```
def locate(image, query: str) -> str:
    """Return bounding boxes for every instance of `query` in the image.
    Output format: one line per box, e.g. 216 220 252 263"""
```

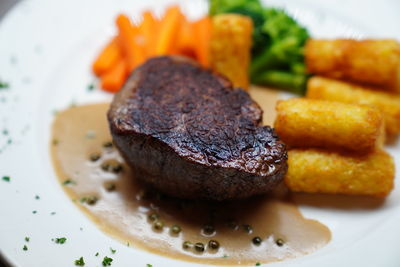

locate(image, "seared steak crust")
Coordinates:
108 56 287 200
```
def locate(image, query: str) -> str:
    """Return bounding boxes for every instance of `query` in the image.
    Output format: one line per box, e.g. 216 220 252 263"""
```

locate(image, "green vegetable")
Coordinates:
25 237 30 242
54 237 67 244
23 245 28 251
75 257 85 266
2 176 10 182
146 264 153 267
102 256 113 266
110 247 116 254
209 0 310 94
0 80 9 89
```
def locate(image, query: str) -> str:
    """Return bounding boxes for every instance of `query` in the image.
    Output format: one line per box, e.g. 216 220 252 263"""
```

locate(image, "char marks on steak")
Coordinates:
108 56 287 200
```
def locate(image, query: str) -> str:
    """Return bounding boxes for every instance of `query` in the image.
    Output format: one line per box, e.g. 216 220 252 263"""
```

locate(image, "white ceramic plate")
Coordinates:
1 0 400 266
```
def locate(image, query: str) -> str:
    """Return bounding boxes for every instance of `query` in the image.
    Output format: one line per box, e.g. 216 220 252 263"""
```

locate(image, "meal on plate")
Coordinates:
49 0 399 265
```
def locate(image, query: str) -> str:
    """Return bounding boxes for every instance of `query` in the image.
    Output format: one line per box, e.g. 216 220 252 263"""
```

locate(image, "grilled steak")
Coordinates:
108 56 287 200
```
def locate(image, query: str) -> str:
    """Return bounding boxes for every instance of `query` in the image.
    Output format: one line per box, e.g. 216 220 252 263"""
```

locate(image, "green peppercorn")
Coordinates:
203 224 215 235
242 224 253 234
227 220 239 230
275 238 285 247
194 242 205 253
153 220 164 231
103 141 113 148
252 236 262 246
170 225 181 235
182 241 193 250
86 196 98 205
208 240 220 250
105 183 116 192
101 163 110 172
89 153 101 162
148 212 159 222
112 164 123 173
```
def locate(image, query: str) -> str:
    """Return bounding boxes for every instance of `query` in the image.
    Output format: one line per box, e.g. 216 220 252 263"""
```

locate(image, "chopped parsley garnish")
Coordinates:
110 248 116 254
2 129 8 135
75 257 85 266
53 237 67 244
35 195 40 200
0 80 9 89
2 176 10 182
146 264 153 267
126 242 130 247
95 252 99 256
52 139 59 145
87 83 95 91
23 245 28 251
102 256 113 266
62 179 76 185
50 212 56 215
255 263 261 266
25 237 30 242
32 210 37 214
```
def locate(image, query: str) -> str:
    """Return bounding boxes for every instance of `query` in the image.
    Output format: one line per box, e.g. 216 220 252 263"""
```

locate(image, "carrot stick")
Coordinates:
193 16 211 67
92 37 121 76
116 14 146 72
100 59 127 93
155 5 183 55
139 10 157 57
176 16 196 59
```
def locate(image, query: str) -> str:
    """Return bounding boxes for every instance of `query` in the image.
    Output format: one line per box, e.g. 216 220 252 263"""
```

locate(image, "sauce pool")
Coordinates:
51 87 330 265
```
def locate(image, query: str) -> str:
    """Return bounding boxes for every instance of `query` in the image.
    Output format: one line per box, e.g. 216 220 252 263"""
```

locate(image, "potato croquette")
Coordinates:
305 39 400 92
209 14 253 90
307 76 400 136
285 149 395 197
274 98 384 153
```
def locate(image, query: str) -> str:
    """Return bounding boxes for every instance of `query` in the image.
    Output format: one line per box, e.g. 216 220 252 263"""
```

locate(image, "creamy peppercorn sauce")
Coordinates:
51 86 330 265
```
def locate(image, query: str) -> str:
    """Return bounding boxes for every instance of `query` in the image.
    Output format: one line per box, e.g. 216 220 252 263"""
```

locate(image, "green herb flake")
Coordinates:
54 237 67 244
32 210 37 214
50 212 56 215
2 176 10 182
75 257 85 266
35 195 40 200
255 263 261 266
52 139 59 145
146 264 153 267
222 254 228 258
2 129 8 135
95 252 99 257
23 245 28 251
0 80 9 89
62 179 76 186
25 237 30 242
110 247 116 254
102 256 113 266
87 83 95 91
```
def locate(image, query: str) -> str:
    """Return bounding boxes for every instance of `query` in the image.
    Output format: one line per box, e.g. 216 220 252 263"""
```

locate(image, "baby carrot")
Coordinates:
100 59 127 93
155 5 183 55
139 10 157 57
92 37 121 76
193 16 211 67
116 14 146 72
